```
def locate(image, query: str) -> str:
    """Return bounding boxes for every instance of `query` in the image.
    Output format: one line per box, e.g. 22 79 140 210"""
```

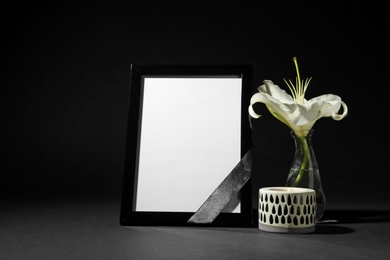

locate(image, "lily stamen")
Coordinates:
283 57 312 105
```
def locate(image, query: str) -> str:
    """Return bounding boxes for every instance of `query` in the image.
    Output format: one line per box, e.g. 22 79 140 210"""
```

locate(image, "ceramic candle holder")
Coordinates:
258 187 316 233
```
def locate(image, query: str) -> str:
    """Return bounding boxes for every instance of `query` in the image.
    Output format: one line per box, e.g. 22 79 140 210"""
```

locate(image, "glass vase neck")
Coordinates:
292 129 313 138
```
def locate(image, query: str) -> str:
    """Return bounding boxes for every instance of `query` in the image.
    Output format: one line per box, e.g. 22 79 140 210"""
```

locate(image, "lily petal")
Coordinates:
332 101 348 120
259 80 295 103
309 94 348 120
248 102 261 118
287 102 322 126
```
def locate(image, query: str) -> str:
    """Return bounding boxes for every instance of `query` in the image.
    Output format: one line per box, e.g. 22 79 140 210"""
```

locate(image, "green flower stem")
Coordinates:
293 136 310 186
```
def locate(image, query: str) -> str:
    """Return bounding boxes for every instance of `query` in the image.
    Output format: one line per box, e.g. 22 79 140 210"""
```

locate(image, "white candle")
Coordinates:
258 187 316 233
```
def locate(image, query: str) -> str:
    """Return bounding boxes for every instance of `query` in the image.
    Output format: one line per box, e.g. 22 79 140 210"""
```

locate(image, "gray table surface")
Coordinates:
1 198 389 260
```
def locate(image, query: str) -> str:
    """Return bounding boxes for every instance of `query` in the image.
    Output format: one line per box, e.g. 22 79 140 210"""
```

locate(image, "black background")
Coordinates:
2 2 389 210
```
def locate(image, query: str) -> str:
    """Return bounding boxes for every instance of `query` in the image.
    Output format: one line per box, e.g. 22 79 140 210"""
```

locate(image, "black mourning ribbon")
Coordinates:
187 148 252 224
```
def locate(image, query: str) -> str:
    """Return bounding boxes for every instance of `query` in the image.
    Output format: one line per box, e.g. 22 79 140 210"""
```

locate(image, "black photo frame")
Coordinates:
120 65 253 227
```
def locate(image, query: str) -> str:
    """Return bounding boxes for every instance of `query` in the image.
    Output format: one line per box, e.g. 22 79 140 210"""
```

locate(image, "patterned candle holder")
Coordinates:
259 187 316 233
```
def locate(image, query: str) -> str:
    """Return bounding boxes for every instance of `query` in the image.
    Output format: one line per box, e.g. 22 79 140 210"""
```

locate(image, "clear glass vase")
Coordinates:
285 129 326 221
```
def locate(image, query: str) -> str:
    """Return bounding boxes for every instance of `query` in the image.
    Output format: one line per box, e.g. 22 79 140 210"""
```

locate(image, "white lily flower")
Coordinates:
248 57 348 137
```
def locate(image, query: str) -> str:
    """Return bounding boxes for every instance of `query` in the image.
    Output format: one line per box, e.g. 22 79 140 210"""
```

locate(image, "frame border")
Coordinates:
120 65 253 227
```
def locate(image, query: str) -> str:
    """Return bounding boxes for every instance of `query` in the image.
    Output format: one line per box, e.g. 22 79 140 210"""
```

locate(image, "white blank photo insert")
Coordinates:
136 77 242 212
